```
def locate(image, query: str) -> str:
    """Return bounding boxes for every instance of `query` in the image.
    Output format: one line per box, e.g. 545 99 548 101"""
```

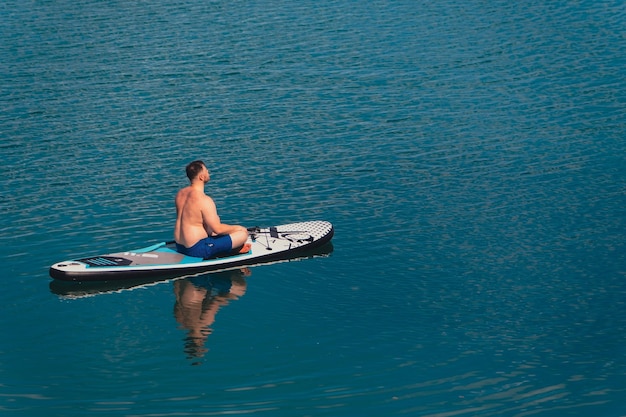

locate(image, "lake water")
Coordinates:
1 0 625 415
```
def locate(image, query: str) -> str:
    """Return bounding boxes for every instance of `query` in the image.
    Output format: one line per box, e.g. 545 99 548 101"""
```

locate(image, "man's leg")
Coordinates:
229 226 251 253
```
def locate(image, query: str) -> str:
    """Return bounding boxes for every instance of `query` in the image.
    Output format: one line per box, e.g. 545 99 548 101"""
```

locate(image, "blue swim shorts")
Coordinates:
176 235 233 259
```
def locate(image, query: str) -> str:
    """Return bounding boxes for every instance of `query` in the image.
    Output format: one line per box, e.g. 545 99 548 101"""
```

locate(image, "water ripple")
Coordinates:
2 0 626 416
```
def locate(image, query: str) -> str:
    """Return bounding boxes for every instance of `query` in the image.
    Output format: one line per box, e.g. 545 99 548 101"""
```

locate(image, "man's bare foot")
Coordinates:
238 243 252 254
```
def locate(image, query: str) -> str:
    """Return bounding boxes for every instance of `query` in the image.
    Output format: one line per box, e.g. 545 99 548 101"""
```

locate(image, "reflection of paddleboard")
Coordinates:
49 220 334 282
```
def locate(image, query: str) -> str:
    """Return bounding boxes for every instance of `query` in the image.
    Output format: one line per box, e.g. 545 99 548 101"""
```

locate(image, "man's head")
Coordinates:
186 160 209 182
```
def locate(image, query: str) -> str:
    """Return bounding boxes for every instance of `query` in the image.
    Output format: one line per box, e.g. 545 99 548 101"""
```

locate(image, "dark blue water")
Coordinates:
2 0 625 415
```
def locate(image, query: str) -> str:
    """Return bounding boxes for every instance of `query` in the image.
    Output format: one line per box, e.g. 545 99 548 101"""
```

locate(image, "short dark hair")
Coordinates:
186 160 206 181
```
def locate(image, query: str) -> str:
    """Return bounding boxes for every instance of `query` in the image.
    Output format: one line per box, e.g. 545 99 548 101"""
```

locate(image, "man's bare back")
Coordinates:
174 161 249 255
174 186 216 247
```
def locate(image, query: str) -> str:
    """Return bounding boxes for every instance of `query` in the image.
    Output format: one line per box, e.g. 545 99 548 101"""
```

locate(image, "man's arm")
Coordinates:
201 195 243 236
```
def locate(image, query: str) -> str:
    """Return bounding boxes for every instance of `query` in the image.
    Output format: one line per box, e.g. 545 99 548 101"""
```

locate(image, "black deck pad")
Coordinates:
79 256 133 267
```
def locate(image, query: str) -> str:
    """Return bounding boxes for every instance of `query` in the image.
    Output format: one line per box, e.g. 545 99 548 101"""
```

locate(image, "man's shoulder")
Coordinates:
176 187 214 203
176 187 203 204
200 193 215 205
175 186 192 200
189 189 214 205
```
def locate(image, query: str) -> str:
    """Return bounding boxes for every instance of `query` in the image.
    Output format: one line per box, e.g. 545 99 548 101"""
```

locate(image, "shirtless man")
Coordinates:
174 160 250 259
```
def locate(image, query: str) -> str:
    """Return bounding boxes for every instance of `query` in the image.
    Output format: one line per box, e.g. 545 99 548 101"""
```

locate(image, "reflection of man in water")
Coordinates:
174 268 250 362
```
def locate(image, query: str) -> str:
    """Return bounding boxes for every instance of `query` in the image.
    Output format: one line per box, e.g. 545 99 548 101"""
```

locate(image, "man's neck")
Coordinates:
190 180 205 192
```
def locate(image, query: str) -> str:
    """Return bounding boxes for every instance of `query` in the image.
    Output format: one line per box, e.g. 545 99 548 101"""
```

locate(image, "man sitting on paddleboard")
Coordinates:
174 160 251 259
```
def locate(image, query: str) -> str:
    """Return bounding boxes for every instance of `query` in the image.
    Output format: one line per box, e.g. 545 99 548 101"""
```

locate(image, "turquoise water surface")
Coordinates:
2 0 626 416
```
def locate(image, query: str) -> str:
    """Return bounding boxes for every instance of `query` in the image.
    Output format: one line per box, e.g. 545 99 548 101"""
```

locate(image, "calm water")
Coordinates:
2 0 625 415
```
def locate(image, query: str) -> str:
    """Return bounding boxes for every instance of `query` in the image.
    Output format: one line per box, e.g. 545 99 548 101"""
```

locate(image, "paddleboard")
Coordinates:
49 243 333 298
49 220 334 282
